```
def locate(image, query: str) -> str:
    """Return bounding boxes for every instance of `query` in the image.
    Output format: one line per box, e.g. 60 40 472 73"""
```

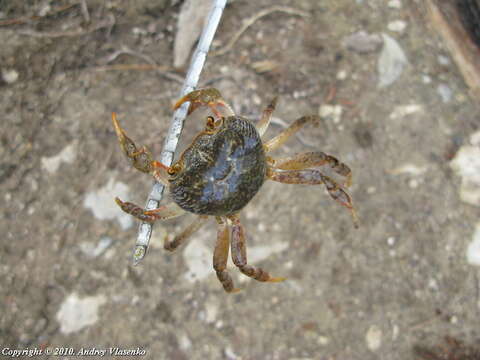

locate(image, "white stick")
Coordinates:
133 0 228 264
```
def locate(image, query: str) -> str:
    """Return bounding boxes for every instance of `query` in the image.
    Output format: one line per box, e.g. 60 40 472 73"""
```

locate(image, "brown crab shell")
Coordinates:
169 116 266 216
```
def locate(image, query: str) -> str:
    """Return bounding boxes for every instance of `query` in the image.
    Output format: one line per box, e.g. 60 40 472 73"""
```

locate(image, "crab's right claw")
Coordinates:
111 112 153 174
173 88 234 118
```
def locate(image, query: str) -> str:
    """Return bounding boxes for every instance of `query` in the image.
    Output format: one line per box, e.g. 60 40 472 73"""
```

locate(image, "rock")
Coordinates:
56 293 106 334
224 347 239 360
343 31 383 54
178 333 192 351
319 104 343 124
388 0 402 9
378 34 409 88
366 325 382 351
2 68 19 84
437 83 453 103
83 178 133 230
388 20 407 33
41 143 77 174
450 144 480 207
183 233 213 283
389 104 422 119
467 223 480 266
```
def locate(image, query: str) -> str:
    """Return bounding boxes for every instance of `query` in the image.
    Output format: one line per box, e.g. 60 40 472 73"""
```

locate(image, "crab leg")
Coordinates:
213 217 239 293
173 88 235 119
164 216 209 251
112 112 170 185
115 198 185 223
263 115 320 153
269 151 352 187
256 97 277 137
267 168 359 228
228 214 286 284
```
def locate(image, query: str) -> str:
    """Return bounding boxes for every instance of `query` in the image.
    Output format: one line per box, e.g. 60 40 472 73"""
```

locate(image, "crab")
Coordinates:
112 88 358 293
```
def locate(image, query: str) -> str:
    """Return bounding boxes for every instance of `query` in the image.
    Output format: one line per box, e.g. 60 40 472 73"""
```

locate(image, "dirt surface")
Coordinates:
1 0 480 359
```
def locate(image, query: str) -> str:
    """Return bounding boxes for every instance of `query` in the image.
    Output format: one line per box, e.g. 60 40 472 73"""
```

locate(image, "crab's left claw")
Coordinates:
173 88 235 118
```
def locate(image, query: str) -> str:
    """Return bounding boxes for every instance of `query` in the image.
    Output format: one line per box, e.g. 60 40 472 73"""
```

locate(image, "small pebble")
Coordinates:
41 143 77 174
387 236 396 246
224 347 238 360
378 34 409 88
204 302 218 324
178 334 192 351
437 83 453 103
343 31 383 54
422 74 432 84
337 70 348 80
366 325 382 351
438 55 450 65
2 69 19 84
450 145 480 206
450 315 458 324
318 336 330 345
408 179 419 188
38 4 51 16
467 223 480 266
392 324 399 340
469 130 480 146
367 186 376 194
56 293 106 334
132 27 147 36
388 0 402 9
389 104 422 119
387 20 407 32
252 93 262 105
319 104 343 123
428 278 439 291
83 179 133 230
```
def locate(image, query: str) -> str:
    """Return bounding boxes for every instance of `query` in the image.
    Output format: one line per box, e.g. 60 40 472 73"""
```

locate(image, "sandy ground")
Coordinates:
1 0 480 359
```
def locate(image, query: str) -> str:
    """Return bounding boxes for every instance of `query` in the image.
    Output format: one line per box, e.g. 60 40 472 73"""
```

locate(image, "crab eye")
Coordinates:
205 116 224 134
168 163 182 176
205 116 215 131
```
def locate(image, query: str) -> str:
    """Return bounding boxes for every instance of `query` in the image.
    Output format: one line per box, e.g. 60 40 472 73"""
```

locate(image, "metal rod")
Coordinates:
133 0 228 265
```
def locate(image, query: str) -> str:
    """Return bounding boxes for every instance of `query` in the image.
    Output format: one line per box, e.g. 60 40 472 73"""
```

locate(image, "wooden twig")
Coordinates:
17 13 115 38
94 64 172 72
426 0 480 100
96 46 184 83
212 6 310 56
0 3 78 27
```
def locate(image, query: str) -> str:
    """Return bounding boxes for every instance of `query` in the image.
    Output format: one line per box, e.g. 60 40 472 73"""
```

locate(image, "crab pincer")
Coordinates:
173 88 235 118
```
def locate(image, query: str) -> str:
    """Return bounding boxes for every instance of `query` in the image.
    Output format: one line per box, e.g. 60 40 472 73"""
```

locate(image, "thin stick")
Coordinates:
18 14 115 38
0 3 78 27
95 46 185 83
133 0 228 265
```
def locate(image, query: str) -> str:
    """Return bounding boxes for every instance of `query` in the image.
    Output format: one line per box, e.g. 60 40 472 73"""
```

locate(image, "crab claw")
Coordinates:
173 88 235 118
111 112 154 174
